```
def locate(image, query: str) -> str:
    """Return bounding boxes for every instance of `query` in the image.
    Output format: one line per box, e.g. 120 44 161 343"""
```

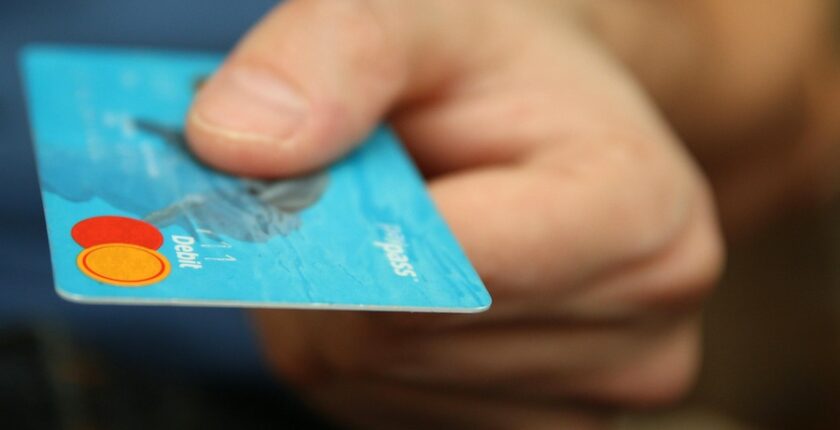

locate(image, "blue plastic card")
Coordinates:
21 45 490 312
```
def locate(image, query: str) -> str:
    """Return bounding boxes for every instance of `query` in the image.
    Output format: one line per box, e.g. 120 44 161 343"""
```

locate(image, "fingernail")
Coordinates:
191 65 308 143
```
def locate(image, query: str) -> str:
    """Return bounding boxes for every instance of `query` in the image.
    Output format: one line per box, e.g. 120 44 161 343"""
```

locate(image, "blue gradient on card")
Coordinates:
22 45 490 312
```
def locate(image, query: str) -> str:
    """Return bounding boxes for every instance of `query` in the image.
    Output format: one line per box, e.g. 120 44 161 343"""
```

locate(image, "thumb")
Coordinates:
186 0 465 177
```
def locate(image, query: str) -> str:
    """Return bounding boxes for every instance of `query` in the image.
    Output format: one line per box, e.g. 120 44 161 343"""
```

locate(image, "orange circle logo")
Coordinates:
72 216 171 287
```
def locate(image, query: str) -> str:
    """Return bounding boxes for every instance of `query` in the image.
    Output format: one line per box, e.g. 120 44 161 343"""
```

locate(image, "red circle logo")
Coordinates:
71 215 163 250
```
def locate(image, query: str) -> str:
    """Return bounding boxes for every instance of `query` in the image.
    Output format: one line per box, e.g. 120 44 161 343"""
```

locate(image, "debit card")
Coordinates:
21 45 491 312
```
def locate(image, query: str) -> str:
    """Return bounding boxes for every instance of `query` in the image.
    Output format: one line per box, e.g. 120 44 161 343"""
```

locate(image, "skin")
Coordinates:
185 1 840 428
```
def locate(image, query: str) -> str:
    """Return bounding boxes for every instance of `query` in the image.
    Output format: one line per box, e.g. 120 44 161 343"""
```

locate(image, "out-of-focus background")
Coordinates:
2 1 839 429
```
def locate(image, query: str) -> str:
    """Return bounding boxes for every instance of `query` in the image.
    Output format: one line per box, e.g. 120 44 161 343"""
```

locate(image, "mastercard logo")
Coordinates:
72 216 171 287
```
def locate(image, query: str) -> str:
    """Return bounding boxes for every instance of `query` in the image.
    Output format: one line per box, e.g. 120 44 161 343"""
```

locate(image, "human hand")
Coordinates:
184 0 838 428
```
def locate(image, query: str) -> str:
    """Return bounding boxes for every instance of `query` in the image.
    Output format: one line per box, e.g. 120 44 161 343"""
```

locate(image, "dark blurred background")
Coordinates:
3 1 840 429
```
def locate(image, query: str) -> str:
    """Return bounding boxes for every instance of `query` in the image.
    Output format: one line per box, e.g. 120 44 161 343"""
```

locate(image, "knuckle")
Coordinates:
633 356 698 407
627 369 696 408
574 137 724 312
576 134 699 259
633 333 700 407
587 321 701 408
638 199 724 311
673 232 723 305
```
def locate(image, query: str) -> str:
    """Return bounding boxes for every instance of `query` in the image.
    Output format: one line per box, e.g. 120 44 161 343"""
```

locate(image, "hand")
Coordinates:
185 0 838 428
